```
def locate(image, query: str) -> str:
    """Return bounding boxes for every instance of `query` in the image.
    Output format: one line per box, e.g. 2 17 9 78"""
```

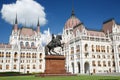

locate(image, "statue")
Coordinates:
45 34 64 55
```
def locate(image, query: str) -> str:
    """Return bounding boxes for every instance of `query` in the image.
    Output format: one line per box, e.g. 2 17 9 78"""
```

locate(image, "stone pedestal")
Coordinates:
45 55 66 74
36 55 76 77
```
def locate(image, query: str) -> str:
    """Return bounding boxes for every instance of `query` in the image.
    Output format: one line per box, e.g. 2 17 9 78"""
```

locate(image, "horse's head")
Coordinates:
56 35 62 40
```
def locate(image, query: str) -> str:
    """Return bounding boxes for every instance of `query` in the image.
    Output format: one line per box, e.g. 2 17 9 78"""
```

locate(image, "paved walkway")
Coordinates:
93 73 120 76
78 73 120 76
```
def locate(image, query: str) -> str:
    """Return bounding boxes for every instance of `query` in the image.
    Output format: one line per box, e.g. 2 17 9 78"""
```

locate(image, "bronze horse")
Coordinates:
45 35 64 55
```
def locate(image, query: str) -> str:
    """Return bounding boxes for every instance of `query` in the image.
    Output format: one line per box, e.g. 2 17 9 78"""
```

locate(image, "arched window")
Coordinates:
85 44 88 51
0 65 2 69
32 53 34 58
25 42 29 47
40 53 42 58
31 42 34 47
71 47 74 54
76 45 80 52
107 46 109 53
113 61 115 67
92 45 94 52
9 52 11 57
103 61 106 67
27 65 30 69
97 55 100 58
98 45 100 52
33 65 36 69
108 61 111 66
39 65 42 69
14 52 18 58
14 65 17 69
0 52 1 57
118 45 120 52
6 52 9 57
92 55 95 58
98 61 101 66
29 53 31 58
2 52 4 57
26 53 29 58
92 61 96 66
6 65 9 70
21 65 24 69
20 41 23 46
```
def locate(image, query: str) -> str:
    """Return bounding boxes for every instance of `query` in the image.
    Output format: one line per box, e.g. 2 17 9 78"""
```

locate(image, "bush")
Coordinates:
0 72 22 76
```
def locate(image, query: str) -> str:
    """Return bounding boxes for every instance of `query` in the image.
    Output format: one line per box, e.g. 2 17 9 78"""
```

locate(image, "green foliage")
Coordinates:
0 72 21 74
0 75 120 80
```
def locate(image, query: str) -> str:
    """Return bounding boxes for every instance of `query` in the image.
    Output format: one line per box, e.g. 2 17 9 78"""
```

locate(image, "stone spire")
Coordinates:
15 14 18 24
71 0 75 17
14 14 18 32
37 18 40 33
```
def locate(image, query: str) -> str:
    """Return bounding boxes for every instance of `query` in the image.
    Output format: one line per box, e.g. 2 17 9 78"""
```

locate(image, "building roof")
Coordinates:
87 30 106 37
102 19 115 34
64 10 80 29
20 27 35 36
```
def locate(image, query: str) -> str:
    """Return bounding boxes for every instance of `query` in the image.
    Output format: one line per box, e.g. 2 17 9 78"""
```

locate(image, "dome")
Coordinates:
64 10 80 29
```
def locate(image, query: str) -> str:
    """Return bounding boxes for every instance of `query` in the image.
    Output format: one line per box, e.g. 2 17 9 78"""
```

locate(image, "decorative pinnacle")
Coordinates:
37 18 40 26
15 14 18 24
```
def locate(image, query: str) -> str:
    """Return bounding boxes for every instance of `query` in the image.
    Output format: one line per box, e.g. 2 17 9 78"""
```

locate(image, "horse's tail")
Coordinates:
45 46 49 55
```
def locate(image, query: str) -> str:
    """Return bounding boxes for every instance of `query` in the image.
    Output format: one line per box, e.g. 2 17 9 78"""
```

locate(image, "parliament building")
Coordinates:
0 10 120 74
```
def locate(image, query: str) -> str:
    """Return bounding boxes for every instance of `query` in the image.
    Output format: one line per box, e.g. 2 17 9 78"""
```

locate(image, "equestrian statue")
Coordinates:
45 34 64 55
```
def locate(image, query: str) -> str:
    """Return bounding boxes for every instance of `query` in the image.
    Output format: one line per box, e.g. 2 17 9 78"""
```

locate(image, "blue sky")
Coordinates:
0 0 120 43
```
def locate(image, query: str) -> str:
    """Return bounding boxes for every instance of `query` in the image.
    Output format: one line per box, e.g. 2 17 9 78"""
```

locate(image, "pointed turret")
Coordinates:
71 9 75 17
37 18 40 33
15 14 18 24
14 14 18 32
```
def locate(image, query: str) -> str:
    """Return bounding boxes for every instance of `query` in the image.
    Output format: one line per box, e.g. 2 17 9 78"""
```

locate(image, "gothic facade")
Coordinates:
0 17 50 73
62 10 120 74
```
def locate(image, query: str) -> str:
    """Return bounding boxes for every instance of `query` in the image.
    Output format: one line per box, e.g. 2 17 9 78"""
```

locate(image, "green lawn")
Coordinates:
0 75 120 80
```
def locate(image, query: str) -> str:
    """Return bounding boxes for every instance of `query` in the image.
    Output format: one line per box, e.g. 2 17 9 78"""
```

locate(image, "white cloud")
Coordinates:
40 28 51 46
1 0 47 27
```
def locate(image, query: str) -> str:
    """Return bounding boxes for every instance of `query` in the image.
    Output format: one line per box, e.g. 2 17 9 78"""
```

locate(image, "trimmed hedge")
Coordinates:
0 72 32 76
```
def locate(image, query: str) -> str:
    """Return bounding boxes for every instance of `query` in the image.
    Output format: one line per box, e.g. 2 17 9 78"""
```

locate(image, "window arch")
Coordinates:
0 52 1 57
107 46 109 53
98 61 101 66
108 61 111 66
71 47 74 54
92 61 96 66
9 52 11 57
39 65 42 69
31 42 34 47
91 45 94 52
21 65 24 69
29 53 31 58
6 65 9 70
26 53 29 58
40 53 42 58
0 65 2 69
6 52 9 57
27 65 30 69
84 44 88 51
14 52 18 58
25 42 29 47
76 45 80 52
103 61 106 67
20 41 23 46
2 52 4 57
33 65 36 69
14 65 17 69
